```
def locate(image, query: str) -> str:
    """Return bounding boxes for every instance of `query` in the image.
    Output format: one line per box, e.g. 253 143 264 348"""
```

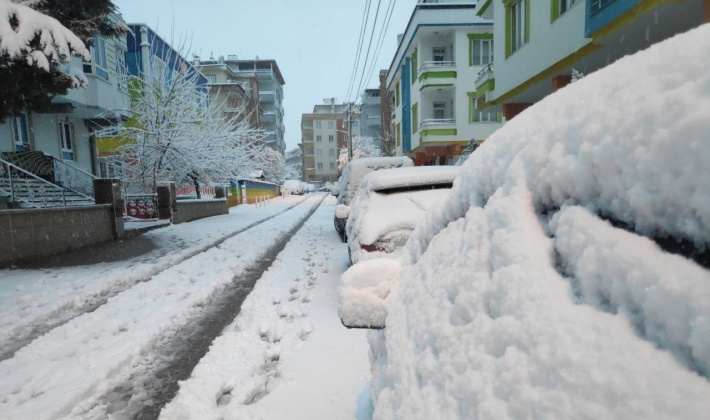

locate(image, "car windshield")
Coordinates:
375 182 453 195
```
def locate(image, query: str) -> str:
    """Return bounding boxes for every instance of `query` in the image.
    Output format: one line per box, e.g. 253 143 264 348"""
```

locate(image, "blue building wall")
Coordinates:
125 24 208 90
585 0 642 37
402 58 412 154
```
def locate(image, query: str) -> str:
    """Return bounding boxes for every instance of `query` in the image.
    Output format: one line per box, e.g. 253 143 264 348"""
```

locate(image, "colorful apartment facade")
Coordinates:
475 0 709 120
387 1 503 166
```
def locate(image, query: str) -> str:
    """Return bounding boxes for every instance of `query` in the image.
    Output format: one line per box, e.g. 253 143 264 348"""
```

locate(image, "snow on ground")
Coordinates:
0 195 322 420
367 25 710 419
0 195 305 358
160 196 371 420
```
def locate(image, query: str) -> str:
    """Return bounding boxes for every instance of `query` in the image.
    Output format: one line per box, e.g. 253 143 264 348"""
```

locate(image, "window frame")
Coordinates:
433 47 446 62
58 121 75 161
315 121 322 129
328 135 334 142
316 135 322 142
317 149 323 156
505 0 530 57
317 162 323 170
412 102 419 133
327 121 334 129
471 39 494 66
329 162 335 170
11 112 30 151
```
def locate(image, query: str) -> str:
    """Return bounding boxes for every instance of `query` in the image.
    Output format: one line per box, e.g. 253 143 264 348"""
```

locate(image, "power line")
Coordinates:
361 0 398 101
344 0 372 103
351 0 383 104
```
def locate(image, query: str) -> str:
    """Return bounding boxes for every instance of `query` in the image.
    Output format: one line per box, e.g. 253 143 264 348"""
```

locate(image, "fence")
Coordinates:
176 184 216 199
124 193 158 219
229 179 281 206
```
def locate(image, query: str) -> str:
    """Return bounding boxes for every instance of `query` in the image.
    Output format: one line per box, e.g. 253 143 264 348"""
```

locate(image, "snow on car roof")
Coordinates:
360 166 460 192
337 156 414 205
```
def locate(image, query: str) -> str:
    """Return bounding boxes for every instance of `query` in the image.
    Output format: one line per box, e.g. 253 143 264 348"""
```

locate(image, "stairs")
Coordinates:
0 177 95 208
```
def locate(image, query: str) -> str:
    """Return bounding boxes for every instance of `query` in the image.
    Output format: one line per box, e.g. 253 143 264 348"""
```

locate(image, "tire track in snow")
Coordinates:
70 195 326 420
0 196 309 362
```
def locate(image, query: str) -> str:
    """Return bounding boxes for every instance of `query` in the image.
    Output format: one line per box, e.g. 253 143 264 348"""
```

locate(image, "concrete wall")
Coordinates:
174 199 228 224
0 205 113 266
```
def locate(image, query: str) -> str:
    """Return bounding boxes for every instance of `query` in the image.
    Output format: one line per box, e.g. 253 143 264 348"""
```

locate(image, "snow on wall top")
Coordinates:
337 156 414 206
369 24 710 420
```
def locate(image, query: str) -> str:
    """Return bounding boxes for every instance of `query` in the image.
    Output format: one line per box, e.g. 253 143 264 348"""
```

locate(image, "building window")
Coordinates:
553 0 582 20
84 36 109 80
396 123 401 147
317 149 323 156
328 135 334 142
352 121 358 129
433 102 446 120
316 135 322 142
507 0 529 56
116 50 128 92
316 121 322 129
11 113 30 151
329 149 335 156
395 82 400 106
412 102 418 133
471 39 494 66
59 122 75 160
590 0 613 15
470 97 496 122
411 48 418 84
433 47 446 62
328 121 334 129
317 162 323 170
207 75 216 84
330 162 335 170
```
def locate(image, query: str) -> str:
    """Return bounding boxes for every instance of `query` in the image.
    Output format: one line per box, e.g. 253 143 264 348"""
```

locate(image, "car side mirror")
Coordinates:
338 258 401 329
331 186 340 196
335 204 350 219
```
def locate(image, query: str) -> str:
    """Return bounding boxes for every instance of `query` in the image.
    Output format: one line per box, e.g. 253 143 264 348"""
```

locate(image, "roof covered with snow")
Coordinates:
369 24 710 419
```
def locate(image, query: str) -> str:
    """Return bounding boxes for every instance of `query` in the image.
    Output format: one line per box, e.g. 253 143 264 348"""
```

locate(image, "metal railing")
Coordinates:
0 158 68 208
53 159 97 198
419 61 456 72
476 63 494 83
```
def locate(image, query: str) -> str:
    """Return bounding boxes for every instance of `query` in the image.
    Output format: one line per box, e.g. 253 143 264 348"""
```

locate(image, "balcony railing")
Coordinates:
419 61 456 72
420 118 456 129
476 63 494 83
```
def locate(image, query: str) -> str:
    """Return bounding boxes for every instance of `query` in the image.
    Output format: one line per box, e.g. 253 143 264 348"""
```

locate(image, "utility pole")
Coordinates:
346 102 354 160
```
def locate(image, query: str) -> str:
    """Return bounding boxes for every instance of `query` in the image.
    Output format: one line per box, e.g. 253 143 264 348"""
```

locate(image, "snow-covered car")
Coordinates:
334 156 414 242
340 26 710 418
281 179 302 195
345 166 459 266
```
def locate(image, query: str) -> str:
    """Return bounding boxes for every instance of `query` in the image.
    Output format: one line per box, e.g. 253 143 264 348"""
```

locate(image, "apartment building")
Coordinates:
215 58 287 155
475 0 709 120
387 0 503 166
301 101 361 183
379 69 395 156
359 89 383 147
198 57 261 130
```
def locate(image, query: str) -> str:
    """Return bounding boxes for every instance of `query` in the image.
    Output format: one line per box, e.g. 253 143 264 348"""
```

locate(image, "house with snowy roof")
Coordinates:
473 0 709 122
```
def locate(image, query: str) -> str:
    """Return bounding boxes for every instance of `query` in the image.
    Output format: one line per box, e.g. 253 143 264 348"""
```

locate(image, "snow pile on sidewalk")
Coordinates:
0 197 320 420
161 198 370 420
369 25 710 420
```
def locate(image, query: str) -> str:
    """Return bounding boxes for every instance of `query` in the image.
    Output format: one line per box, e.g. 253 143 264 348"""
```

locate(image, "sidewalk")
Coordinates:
0 195 308 358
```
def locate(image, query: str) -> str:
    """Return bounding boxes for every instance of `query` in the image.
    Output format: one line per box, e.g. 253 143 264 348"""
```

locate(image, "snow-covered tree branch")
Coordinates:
338 135 383 171
0 0 89 71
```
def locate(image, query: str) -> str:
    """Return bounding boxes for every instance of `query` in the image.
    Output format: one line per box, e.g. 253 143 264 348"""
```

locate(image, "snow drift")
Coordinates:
368 24 710 420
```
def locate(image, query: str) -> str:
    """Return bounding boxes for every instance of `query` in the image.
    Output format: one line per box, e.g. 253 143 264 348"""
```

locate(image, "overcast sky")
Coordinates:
114 0 419 151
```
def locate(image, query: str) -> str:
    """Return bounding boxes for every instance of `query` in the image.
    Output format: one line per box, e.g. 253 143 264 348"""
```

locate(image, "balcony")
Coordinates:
367 115 381 126
419 61 456 72
259 91 275 102
419 118 457 137
262 111 276 123
418 61 457 87
474 63 495 108
263 131 277 143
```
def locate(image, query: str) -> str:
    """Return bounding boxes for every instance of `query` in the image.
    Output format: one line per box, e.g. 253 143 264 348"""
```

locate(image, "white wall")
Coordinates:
491 0 589 101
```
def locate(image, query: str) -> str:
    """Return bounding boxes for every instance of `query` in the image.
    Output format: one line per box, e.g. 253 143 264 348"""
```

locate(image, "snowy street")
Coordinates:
0 194 370 420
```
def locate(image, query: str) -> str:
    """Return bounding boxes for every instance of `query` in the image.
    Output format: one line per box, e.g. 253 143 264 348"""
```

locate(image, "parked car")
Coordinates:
282 179 302 195
334 156 413 242
339 26 710 419
345 166 459 266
